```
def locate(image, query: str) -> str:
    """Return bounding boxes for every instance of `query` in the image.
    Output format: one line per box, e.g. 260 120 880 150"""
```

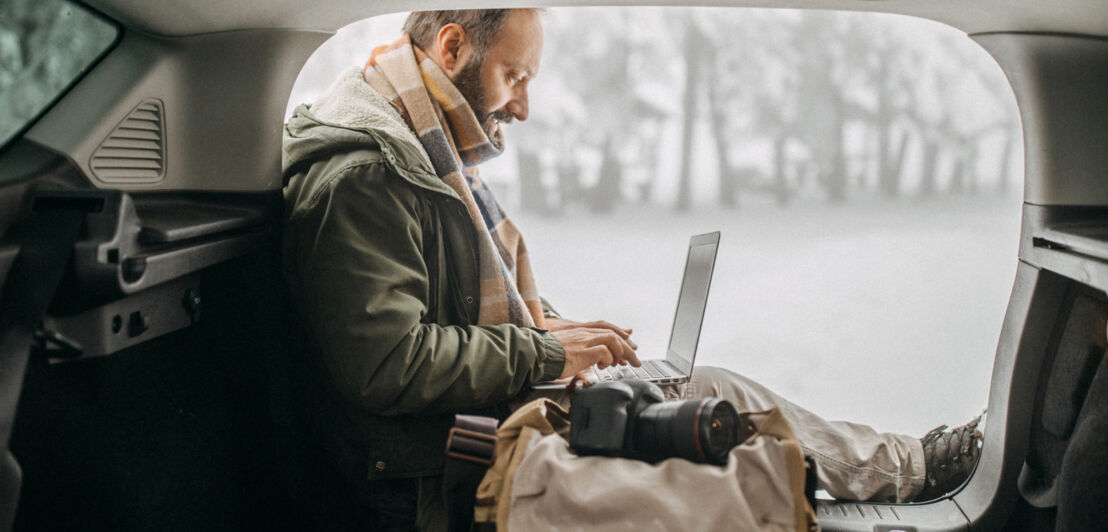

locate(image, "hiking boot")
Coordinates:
915 414 984 501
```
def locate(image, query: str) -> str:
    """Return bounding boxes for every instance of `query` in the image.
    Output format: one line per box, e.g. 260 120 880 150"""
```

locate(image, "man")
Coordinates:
282 9 982 530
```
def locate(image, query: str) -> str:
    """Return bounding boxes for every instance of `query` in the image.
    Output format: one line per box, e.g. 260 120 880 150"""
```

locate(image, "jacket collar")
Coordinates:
285 66 459 198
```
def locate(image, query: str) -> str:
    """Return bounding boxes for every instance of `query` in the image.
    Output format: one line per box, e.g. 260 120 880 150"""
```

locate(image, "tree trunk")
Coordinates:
964 143 979 194
948 153 965 193
889 130 910 196
707 70 737 208
556 158 581 212
874 58 902 198
517 148 547 214
824 94 848 203
675 18 701 213
917 139 940 197
773 134 790 206
876 117 897 197
592 137 621 213
997 132 1016 195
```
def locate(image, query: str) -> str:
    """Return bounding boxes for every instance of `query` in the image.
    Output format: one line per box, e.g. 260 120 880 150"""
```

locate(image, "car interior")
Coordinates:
0 0 1106 530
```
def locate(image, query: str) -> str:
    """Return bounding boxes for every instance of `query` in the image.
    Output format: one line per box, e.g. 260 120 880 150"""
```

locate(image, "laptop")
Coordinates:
536 231 720 388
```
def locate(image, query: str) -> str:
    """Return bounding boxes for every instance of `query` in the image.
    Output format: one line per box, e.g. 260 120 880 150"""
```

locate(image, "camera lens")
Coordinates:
702 399 740 463
633 398 740 465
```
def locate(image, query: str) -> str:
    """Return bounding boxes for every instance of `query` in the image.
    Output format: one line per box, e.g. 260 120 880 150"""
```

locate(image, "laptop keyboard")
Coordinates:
595 360 676 382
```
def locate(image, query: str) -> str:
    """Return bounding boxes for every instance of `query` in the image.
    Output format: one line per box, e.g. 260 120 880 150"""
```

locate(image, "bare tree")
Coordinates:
675 13 705 213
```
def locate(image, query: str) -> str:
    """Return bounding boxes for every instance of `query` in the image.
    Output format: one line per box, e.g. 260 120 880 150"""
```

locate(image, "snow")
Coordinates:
515 194 1020 437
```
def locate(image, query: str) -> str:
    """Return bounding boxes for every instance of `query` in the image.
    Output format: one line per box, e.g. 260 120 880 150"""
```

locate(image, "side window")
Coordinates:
0 0 117 155
288 7 1022 436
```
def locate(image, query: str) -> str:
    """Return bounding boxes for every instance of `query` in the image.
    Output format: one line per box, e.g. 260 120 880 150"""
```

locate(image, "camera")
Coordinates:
568 379 743 465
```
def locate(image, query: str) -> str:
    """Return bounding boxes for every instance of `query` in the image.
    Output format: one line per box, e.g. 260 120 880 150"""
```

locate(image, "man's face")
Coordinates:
454 9 543 134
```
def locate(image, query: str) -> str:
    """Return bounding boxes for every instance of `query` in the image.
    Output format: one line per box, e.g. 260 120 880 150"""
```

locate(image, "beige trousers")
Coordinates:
662 366 926 502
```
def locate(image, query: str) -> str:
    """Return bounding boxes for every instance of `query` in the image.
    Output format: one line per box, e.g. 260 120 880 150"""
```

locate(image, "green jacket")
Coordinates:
281 68 565 482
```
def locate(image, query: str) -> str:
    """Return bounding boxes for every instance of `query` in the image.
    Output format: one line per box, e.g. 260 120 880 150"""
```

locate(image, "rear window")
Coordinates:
288 7 1021 437
0 0 118 151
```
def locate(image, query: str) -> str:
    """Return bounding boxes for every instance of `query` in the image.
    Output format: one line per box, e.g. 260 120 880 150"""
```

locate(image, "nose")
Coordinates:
507 86 529 122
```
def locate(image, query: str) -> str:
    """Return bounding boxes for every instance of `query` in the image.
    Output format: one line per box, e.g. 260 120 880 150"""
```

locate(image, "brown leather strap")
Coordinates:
446 415 498 467
443 414 498 532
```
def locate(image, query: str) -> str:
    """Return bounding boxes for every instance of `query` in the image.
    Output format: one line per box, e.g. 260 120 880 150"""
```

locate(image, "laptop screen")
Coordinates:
665 232 719 373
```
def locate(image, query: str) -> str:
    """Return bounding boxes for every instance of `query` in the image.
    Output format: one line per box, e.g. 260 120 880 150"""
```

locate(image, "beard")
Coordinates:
454 60 514 134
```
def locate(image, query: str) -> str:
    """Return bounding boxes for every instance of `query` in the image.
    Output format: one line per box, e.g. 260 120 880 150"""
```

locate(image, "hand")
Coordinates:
545 317 637 348
551 326 641 379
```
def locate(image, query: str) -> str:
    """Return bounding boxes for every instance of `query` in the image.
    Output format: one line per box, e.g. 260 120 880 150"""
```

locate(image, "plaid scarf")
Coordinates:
363 34 546 329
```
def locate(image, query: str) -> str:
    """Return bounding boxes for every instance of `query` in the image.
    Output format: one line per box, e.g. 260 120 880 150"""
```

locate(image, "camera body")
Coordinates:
569 379 664 460
568 379 741 465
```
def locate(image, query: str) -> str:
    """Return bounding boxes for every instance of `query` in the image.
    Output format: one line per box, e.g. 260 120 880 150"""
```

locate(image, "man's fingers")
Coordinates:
582 344 614 368
586 330 639 367
554 318 638 349
614 333 638 365
618 335 640 366
551 326 639 378
583 320 634 339
585 320 624 335
621 348 641 367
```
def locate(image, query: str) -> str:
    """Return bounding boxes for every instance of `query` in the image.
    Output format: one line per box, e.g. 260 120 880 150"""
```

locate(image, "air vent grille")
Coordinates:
90 99 166 183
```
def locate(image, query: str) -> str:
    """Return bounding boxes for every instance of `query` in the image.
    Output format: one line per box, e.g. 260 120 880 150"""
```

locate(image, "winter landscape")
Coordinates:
287 7 1024 438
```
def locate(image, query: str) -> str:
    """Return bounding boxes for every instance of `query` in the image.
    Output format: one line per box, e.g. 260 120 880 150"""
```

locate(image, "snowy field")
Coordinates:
515 194 1021 437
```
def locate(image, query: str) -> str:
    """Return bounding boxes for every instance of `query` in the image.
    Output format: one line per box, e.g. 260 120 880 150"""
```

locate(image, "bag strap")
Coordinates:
443 414 498 532
0 190 88 532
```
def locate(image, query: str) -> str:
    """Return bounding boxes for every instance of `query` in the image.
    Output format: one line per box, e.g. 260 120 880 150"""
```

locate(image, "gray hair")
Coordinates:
403 9 532 65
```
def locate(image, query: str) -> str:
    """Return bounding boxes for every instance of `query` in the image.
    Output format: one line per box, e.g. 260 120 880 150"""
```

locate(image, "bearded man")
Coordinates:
282 8 983 530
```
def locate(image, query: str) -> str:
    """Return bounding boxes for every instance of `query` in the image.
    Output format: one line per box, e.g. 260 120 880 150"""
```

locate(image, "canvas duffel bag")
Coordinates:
467 397 819 531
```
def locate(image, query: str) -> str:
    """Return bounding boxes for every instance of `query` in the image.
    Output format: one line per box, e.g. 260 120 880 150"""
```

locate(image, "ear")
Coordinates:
436 23 468 75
